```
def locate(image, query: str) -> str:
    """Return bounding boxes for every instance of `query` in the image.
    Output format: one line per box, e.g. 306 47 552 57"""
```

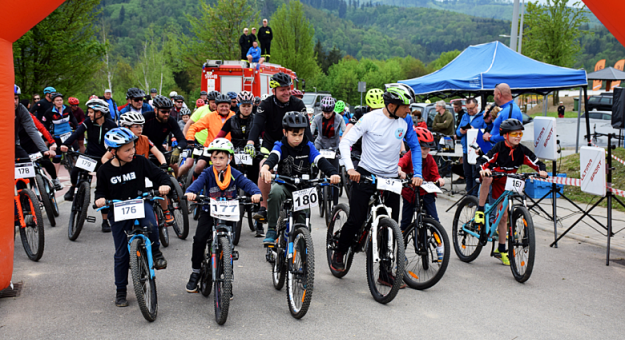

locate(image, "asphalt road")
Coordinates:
2 192 625 340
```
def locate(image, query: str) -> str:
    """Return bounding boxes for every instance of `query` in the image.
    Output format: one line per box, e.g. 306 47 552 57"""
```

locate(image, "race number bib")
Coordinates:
59 132 72 143
376 177 402 195
505 177 525 194
421 181 442 194
292 188 319 211
202 148 212 158
181 150 189 159
114 199 145 221
76 155 97 172
320 150 336 159
15 162 35 179
193 147 203 156
29 152 43 162
234 153 253 165
209 198 240 222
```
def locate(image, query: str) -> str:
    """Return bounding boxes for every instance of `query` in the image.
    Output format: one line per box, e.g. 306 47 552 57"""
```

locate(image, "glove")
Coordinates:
159 164 169 171
244 144 256 157
170 148 181 164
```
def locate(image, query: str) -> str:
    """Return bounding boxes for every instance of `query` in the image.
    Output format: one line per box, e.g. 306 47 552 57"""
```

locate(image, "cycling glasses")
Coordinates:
132 97 144 102
508 131 523 137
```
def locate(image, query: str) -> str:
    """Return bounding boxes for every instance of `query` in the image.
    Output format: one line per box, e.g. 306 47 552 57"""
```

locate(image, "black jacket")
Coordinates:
142 111 188 152
221 113 255 148
95 155 171 201
264 135 338 178
258 26 273 42
248 96 311 150
239 34 252 53
62 117 117 158
30 98 53 121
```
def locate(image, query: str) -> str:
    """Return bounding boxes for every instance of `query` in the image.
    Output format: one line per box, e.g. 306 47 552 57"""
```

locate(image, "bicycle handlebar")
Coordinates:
188 195 262 208
486 172 540 180
93 190 165 211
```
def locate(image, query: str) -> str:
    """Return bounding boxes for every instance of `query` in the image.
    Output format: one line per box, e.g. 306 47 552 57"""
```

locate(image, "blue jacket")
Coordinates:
186 165 261 212
247 46 261 62
119 102 153 116
455 111 486 153
489 100 523 144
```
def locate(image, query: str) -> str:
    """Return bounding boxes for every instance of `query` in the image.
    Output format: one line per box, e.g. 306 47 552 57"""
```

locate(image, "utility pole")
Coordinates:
517 0 525 54
510 0 520 51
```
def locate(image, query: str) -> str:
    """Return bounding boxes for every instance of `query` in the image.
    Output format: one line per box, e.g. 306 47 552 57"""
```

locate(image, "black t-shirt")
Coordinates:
30 98 53 121
142 111 187 151
248 96 311 150
95 155 171 201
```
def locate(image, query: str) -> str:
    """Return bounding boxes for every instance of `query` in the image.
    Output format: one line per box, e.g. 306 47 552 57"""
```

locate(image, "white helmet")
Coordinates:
86 98 110 114
261 93 271 100
169 91 178 98
119 112 145 127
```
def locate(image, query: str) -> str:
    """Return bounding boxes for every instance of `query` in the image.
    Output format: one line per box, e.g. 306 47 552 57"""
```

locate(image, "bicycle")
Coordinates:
232 147 264 244
95 191 164 322
29 152 60 227
317 149 340 226
326 175 406 304
452 172 537 283
15 159 45 261
66 151 99 241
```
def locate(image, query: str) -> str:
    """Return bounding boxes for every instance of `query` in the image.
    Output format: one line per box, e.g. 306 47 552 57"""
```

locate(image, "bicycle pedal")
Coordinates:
86 216 97 223
232 250 239 261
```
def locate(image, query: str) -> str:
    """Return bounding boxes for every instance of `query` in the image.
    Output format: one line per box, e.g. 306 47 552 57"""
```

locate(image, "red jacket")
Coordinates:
398 151 441 203
30 113 55 145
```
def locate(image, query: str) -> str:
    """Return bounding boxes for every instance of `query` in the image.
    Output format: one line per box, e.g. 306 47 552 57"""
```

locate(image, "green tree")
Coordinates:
428 50 461 71
134 29 176 95
13 0 105 98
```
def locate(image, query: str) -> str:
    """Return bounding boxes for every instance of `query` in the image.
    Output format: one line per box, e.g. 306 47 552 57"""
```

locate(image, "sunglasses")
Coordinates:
132 98 144 102
158 109 170 114
508 131 523 137
176 101 183 104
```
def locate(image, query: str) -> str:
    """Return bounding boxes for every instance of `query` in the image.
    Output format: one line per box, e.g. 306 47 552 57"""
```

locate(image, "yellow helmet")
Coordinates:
365 88 384 109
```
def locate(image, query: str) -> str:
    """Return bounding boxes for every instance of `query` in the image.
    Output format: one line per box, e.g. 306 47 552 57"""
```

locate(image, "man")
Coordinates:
239 28 252 62
247 41 265 66
119 88 152 116
15 84 53 163
557 101 565 118
250 27 257 44
453 100 466 129
170 95 185 121
482 83 524 144
199 91 208 102
455 98 485 196
100 89 119 121
30 86 55 120
143 95 187 170
258 19 273 62
253 96 261 114
431 100 454 136
148 88 157 106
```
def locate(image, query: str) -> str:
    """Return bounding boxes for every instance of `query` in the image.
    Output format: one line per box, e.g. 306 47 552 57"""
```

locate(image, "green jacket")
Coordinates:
432 110 454 136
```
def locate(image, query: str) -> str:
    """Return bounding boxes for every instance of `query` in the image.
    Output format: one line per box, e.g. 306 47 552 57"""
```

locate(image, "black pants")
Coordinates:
260 41 271 59
191 210 236 270
337 167 400 252
327 157 339 205
463 153 479 196
15 145 29 159
22 141 58 179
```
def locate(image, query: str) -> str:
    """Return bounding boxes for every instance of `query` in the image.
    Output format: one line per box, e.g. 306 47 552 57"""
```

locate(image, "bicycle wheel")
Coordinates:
326 203 355 278
200 243 213 297
185 162 196 190
325 187 334 227
403 217 450 290
508 206 535 283
286 226 314 319
452 196 483 262
129 237 158 322
68 182 90 241
272 211 287 290
18 188 45 261
318 187 325 218
366 217 405 304
214 236 232 325
169 176 189 239
234 203 244 246
35 174 55 227
246 205 255 232
154 204 169 248
44 175 60 217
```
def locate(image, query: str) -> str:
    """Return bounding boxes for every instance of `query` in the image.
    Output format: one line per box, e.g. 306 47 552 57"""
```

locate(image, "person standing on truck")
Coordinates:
239 28 252 62
258 19 273 62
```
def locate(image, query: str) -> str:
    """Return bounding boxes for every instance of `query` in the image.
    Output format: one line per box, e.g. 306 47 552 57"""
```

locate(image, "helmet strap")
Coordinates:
385 103 400 120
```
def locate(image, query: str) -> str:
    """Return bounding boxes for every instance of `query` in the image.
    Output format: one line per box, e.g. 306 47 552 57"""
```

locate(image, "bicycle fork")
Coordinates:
127 222 156 279
370 204 394 264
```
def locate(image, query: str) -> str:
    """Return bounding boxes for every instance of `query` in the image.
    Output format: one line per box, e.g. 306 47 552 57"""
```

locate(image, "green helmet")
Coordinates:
334 100 346 113
365 89 384 109
207 138 234 155
383 83 415 106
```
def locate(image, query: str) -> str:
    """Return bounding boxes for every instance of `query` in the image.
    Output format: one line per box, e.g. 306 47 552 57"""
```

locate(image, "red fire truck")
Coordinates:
201 60 298 96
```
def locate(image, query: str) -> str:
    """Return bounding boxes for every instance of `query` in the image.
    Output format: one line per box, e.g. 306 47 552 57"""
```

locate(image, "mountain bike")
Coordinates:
452 172 537 283
326 175 406 304
15 159 45 261
232 147 264 243
316 149 341 227
29 152 59 227
65 151 99 241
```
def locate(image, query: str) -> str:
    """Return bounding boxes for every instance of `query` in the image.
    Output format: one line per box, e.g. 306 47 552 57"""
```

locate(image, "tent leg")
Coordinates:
584 86 591 145
576 87 582 153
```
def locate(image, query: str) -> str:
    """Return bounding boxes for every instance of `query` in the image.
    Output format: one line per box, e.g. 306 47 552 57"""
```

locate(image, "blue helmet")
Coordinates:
43 87 56 94
227 91 238 100
14 85 21 95
104 127 138 148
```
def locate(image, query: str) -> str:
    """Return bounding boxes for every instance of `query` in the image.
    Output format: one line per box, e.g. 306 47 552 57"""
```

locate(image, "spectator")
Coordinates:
250 27 257 44
199 91 208 101
557 101 565 118
453 100 466 129
413 109 427 129
455 98 484 196
247 41 265 65
100 89 119 121
31 86 56 121
170 95 185 121
31 94 40 109
258 19 273 62
482 83 523 144
483 105 500 135
431 100 454 136
239 28 252 62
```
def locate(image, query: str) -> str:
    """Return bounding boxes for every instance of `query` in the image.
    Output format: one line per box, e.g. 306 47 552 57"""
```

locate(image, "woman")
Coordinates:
42 92 78 174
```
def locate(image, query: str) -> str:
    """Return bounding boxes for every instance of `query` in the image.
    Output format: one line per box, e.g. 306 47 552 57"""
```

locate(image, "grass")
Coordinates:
529 111 579 118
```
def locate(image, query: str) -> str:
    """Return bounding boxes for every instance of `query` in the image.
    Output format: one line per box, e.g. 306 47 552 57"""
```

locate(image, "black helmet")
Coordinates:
207 91 220 101
499 118 524 135
282 111 308 129
270 72 292 88
50 92 64 100
126 87 146 99
152 95 173 109
200 91 208 96
254 96 261 104
150 88 157 94
215 93 231 105
174 95 185 102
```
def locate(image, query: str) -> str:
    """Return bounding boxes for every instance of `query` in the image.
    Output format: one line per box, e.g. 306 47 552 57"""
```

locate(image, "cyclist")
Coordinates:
259 112 340 244
15 85 53 162
142 95 188 171
68 97 86 153
19 109 62 190
95 127 170 307
246 72 311 222
332 84 423 275
30 86 55 120
482 83 523 144
171 95 185 121
199 91 208 102
42 92 78 175
290 89 304 100
179 91 219 179
215 91 257 152
179 107 191 131
227 91 239 113
253 96 261 113
183 138 261 293
475 118 547 265
119 88 152 116
195 98 205 111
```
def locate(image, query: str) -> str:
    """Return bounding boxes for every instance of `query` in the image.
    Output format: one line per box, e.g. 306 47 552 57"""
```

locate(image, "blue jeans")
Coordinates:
463 153 479 196
400 194 440 231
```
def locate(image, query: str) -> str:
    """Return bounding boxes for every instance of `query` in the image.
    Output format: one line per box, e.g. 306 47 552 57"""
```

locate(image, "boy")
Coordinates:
259 111 341 245
94 127 171 307
178 108 190 131
184 138 262 293
475 118 547 265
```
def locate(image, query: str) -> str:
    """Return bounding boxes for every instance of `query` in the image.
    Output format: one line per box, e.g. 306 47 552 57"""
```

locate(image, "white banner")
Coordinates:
533 117 557 161
580 146 606 197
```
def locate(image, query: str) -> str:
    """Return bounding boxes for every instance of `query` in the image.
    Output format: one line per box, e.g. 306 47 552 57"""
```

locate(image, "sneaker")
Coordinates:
52 178 63 191
378 272 407 289
185 272 200 293
255 222 265 237
230 291 234 300
152 249 168 270
63 187 75 201
474 211 485 224
253 207 267 222
263 229 277 245
330 251 345 272
101 220 111 233
163 210 174 224
115 290 128 307
494 248 510 266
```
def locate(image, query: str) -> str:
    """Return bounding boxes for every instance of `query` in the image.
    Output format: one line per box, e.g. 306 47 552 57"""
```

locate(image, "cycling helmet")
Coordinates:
334 100 346 113
207 138 234 155
215 93 231 105
270 72 292 88
150 88 157 94
320 96 336 112
86 98 110 114
196 98 205 108
207 91 219 101
383 83 415 106
104 127 137 148
254 96 261 104
119 112 145 126
180 107 191 117
89 95 99 100
261 93 271 100
169 91 178 98
499 118 524 135
415 127 437 149
282 111 308 129
200 91 208 96
227 91 238 100
173 95 184 102
237 91 254 105
290 89 304 98
51 92 64 100
126 87 145 99
14 85 21 95
152 95 173 109
43 87 56 95
68 97 79 105
365 89 384 109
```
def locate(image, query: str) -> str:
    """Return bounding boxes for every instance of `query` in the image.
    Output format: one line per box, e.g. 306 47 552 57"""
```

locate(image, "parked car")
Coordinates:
587 92 613 112
410 102 456 131
582 110 612 120
522 112 533 125
302 92 331 118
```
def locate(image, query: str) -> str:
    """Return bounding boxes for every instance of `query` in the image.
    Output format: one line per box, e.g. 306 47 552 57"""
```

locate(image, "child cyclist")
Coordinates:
259 112 341 245
94 127 171 307
475 118 547 265
184 138 262 293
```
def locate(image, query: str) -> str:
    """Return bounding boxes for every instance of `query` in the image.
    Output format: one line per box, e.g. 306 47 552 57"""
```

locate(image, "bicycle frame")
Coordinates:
461 190 525 242
357 175 397 264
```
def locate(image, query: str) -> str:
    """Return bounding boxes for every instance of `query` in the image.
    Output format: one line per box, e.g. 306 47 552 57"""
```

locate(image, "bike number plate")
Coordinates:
181 150 189 158
209 198 240 222
59 132 72 143
193 148 203 156
292 188 318 211
421 181 442 194
234 153 253 165
202 148 212 158
76 155 97 172
15 162 35 179
29 152 43 162
114 199 145 221
505 177 525 194
320 149 336 159
376 177 402 195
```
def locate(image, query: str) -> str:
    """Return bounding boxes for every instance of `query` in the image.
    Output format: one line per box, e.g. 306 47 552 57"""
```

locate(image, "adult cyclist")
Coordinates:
119 88 152 116
30 86 55 121
142 95 187 171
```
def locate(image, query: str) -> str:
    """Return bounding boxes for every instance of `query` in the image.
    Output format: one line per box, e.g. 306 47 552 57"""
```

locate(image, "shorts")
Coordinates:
489 176 507 200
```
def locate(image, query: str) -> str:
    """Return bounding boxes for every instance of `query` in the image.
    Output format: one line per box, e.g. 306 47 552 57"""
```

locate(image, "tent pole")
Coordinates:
576 87 582 153
543 94 548 117
584 86 591 145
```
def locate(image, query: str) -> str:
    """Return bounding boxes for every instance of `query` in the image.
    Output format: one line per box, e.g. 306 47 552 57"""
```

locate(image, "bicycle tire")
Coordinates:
129 238 158 322
286 226 314 319
185 162 196 191
452 196 483 263
233 203 244 246
18 188 45 261
169 176 189 239
246 205 255 232
325 188 333 227
44 175 60 217
508 206 536 283
326 203 355 278
403 217 450 290
200 243 213 297
214 236 232 325
318 187 325 218
341 167 352 201
272 211 287 290
366 217 405 304
68 182 90 241
35 174 55 227
154 204 169 248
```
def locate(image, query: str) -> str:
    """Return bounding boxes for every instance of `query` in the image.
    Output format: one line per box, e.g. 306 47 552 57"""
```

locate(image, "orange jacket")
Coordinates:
186 110 235 146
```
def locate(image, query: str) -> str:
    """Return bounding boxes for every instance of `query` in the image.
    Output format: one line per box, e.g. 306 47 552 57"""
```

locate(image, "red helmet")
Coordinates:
89 95 99 100
290 89 304 98
68 97 79 105
415 127 437 148
196 98 205 108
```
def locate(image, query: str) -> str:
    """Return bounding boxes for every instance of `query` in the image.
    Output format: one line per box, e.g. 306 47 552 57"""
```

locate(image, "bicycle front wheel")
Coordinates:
19 188 45 261
452 196 483 262
509 206 536 283
129 238 158 322
326 203 355 278
214 236 232 325
200 243 213 297
68 182 90 241
35 174 55 227
403 217 450 290
287 227 314 319
366 217 405 304
169 176 190 239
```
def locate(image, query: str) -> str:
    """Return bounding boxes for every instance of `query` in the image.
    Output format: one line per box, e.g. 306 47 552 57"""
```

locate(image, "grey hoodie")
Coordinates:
16 103 48 153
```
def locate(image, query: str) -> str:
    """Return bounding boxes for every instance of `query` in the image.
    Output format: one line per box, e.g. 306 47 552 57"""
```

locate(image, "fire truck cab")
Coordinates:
201 60 298 96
